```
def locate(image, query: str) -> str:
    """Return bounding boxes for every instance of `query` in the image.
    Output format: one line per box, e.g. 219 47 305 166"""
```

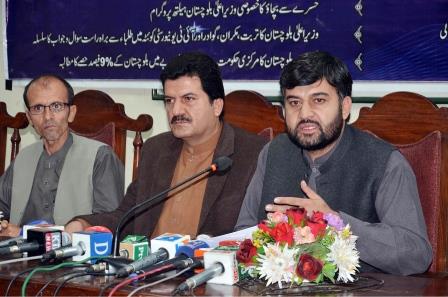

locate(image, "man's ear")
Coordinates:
25 111 34 127
342 96 352 120
213 98 224 117
68 105 77 123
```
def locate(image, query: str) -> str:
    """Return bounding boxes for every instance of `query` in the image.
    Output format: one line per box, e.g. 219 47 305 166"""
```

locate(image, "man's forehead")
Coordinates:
284 79 336 96
27 79 69 102
164 74 202 87
163 75 205 96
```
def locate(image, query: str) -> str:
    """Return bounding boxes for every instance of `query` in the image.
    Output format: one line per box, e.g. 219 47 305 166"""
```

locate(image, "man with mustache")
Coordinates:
235 51 432 275
66 52 266 238
0 75 124 236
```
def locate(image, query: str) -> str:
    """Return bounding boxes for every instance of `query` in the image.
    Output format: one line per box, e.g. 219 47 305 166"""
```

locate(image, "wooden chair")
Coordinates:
224 90 285 140
353 91 448 273
69 90 153 181
0 102 29 175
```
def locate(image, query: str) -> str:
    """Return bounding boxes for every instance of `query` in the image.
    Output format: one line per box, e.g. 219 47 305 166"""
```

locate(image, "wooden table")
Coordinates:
0 257 447 296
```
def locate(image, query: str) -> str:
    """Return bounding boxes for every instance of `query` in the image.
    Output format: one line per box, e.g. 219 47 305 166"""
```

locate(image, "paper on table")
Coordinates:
196 226 257 248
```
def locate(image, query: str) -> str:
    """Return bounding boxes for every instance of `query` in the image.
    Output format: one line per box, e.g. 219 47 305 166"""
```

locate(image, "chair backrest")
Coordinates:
224 90 285 140
353 91 448 272
0 102 29 175
69 90 153 181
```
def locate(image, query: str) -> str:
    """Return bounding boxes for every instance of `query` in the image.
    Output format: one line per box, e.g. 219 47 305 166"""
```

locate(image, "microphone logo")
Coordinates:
45 232 62 252
136 246 145 259
94 241 110 255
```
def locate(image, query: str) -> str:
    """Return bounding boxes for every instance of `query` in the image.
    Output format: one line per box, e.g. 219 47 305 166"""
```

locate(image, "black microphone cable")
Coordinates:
107 257 202 297
127 266 193 297
53 271 115 297
107 262 180 297
95 257 196 297
21 256 108 296
98 279 122 297
33 265 90 297
4 267 35 297
35 271 87 297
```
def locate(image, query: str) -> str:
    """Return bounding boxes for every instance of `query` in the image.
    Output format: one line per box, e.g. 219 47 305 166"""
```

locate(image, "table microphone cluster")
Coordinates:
0 156 238 295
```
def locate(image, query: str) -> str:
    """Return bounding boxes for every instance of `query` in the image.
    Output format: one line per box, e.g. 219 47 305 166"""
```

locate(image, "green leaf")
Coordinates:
301 242 329 259
314 272 324 283
322 263 336 283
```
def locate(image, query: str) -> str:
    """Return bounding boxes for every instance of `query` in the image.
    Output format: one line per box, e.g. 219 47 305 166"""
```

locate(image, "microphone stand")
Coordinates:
112 165 215 256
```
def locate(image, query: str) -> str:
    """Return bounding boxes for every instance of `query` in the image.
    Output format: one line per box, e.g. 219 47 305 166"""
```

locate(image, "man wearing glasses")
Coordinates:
0 75 124 237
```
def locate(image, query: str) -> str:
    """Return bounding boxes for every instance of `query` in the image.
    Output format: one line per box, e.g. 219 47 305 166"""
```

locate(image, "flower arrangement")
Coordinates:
236 208 360 288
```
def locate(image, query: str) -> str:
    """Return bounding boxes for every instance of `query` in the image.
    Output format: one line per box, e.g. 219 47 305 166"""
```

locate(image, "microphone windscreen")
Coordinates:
204 249 239 285
119 235 149 260
150 233 190 259
72 231 113 263
212 156 232 173
26 228 63 256
175 240 209 258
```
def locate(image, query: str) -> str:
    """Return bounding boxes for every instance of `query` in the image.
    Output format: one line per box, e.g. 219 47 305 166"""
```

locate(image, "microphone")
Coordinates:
122 240 207 278
173 247 239 294
22 221 63 239
173 262 224 294
72 230 113 262
116 247 169 278
137 254 203 280
119 235 149 260
41 241 86 261
112 156 233 256
211 156 232 173
175 240 209 258
0 236 25 247
0 228 65 256
0 241 40 255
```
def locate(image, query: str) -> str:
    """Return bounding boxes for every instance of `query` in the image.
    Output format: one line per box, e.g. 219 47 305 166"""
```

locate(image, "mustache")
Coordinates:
171 115 192 124
297 119 321 127
43 120 57 128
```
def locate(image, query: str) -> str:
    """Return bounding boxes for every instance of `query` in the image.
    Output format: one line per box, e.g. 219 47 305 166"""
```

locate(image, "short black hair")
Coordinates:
280 51 352 101
23 74 74 108
160 52 225 119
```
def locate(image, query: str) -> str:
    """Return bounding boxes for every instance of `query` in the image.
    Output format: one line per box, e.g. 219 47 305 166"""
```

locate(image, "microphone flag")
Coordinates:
150 233 190 259
119 235 149 261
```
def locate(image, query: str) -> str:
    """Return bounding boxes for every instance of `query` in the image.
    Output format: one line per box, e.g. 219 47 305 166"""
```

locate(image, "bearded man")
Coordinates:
235 51 432 276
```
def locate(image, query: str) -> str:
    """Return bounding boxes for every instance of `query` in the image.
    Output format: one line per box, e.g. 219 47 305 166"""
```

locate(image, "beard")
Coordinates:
287 107 344 151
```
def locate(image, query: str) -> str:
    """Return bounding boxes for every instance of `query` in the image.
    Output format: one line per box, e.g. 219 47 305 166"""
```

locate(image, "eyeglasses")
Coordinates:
28 102 70 115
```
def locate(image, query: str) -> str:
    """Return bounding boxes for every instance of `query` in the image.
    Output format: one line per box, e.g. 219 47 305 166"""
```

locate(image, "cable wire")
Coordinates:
4 267 35 296
98 279 121 297
34 268 88 297
21 256 105 297
128 266 191 297
0 255 43 265
108 263 176 297
53 271 115 297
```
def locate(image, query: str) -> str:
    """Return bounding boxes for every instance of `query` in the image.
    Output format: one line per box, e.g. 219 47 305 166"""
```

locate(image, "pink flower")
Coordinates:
267 211 288 224
293 226 316 244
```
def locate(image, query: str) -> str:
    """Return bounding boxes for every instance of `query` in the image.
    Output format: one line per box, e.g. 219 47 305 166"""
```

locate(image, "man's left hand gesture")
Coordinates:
266 180 338 215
